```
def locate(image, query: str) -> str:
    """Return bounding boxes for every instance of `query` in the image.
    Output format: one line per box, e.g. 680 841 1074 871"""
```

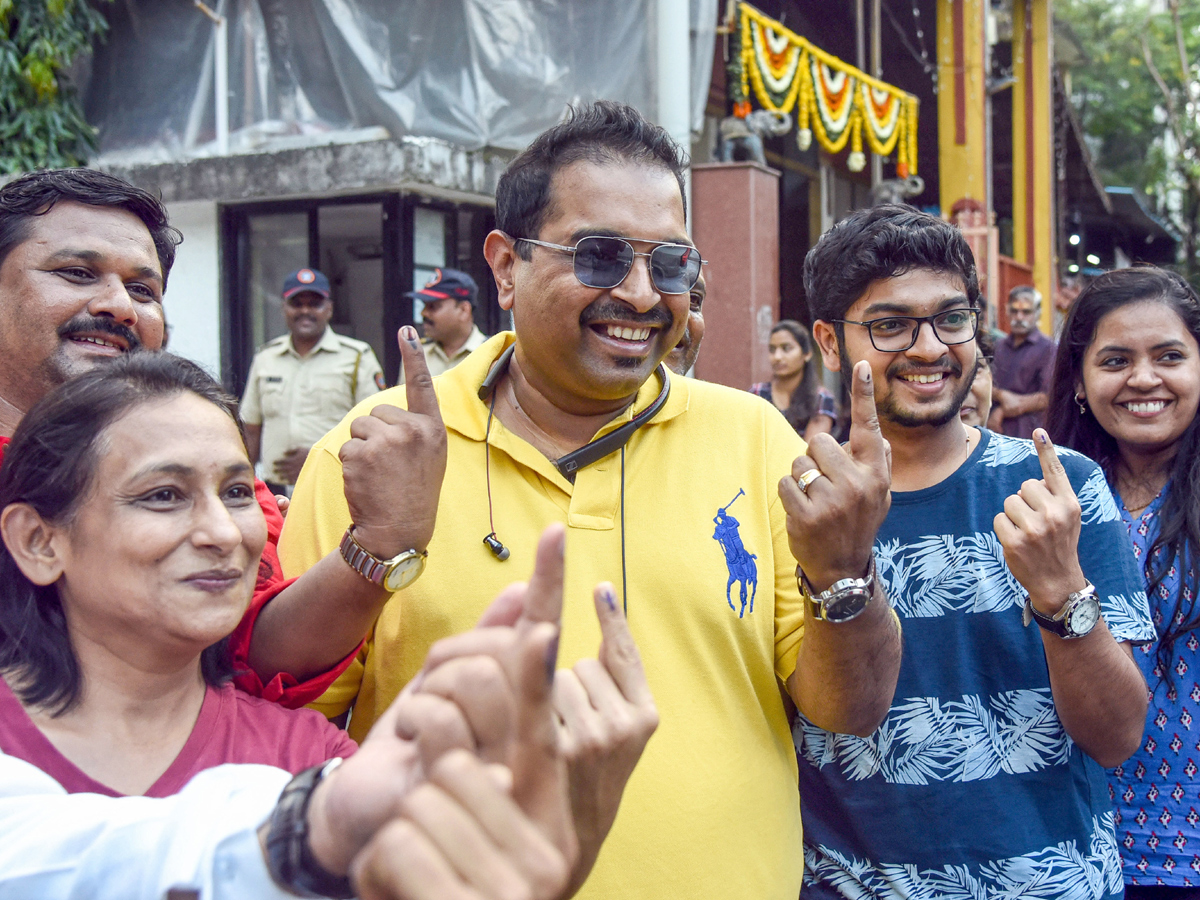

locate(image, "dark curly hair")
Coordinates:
0 168 181 289
803 204 981 324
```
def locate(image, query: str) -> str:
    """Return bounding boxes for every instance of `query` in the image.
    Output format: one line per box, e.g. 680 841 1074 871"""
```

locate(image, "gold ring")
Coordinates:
796 468 826 492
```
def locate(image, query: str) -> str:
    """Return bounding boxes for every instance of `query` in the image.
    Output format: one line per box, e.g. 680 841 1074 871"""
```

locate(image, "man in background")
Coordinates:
241 267 383 493
407 267 487 378
989 285 1056 438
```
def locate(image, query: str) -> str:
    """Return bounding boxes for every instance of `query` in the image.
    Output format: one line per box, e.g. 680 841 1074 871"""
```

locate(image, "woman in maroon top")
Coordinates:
0 353 354 797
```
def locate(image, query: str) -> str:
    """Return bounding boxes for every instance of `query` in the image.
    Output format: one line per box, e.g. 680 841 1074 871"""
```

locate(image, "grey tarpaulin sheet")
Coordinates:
85 0 717 159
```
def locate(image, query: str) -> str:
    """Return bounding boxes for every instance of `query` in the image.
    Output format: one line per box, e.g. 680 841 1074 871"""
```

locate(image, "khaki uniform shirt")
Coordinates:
241 328 383 483
401 325 488 382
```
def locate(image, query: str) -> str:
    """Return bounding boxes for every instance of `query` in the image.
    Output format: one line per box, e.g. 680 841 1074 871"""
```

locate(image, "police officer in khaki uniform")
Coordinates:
401 268 487 381
241 267 384 492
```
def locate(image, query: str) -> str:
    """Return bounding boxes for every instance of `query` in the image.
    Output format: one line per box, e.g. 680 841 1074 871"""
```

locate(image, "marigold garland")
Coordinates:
736 2 918 175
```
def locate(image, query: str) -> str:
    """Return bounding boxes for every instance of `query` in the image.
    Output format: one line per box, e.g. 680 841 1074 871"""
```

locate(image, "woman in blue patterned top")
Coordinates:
1049 266 1200 897
749 320 836 440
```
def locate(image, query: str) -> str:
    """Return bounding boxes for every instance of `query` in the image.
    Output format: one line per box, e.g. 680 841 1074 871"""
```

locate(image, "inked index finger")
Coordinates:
518 524 566 626
847 360 886 465
397 325 443 422
1032 429 1072 495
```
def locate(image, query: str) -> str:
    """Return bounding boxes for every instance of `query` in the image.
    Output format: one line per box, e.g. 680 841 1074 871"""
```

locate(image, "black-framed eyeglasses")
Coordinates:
516 235 707 295
835 308 979 352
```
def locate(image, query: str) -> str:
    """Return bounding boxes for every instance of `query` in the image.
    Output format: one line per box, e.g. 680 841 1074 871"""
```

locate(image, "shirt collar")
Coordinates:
437 331 689 446
279 327 337 357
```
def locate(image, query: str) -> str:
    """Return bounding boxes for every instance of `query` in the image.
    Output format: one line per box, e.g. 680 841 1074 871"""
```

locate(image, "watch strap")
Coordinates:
264 757 354 899
1022 581 1097 638
798 555 876 622
339 527 425 588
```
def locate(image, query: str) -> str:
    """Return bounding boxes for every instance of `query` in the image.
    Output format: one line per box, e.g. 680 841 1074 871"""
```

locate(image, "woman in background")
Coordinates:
1047 266 1200 898
750 320 836 440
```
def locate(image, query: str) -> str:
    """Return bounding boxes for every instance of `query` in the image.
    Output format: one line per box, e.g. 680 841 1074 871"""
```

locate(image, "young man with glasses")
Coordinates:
278 101 903 900
798 204 1153 899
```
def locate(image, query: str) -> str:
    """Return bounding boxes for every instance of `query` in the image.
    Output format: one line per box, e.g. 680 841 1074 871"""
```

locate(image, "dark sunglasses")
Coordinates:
517 235 706 295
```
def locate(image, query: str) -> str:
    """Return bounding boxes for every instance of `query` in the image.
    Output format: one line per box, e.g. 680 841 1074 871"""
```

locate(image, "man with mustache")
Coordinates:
279 101 903 900
795 204 1152 899
241 267 383 492
0 167 445 708
404 267 488 380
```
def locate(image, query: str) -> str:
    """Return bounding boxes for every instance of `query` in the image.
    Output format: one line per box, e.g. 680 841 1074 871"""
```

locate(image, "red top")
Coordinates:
0 678 356 797
0 435 359 709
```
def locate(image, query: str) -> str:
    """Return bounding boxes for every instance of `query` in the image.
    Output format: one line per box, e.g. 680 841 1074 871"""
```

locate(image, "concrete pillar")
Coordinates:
691 162 780 389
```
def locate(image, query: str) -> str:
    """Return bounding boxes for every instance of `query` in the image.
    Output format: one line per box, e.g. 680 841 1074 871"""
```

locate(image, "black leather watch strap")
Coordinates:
264 758 355 899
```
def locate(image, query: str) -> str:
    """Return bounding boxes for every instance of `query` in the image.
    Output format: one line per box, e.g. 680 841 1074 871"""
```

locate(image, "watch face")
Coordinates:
1066 597 1101 637
824 587 872 623
383 553 426 592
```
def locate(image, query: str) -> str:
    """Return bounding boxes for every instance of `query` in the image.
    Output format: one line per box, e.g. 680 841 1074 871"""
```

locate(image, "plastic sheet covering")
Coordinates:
83 0 716 161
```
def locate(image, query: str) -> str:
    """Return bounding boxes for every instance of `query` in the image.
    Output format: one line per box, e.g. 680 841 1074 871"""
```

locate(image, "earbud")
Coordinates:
483 532 510 561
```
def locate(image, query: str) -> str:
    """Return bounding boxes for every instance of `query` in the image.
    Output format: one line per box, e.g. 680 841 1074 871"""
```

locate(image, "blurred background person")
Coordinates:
991 285 1056 438
750 319 835 440
960 330 995 428
664 285 705 376
241 267 382 493
1047 266 1200 898
405 268 487 380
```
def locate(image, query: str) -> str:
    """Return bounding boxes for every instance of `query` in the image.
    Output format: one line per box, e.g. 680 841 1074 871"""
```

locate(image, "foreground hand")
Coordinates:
352 751 571 900
779 360 891 591
339 326 447 559
993 429 1086 613
304 528 574 882
553 582 658 893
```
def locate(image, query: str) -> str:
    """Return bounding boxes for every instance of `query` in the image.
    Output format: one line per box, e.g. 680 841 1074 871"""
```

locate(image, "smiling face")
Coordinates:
52 393 266 665
769 328 810 379
498 160 690 411
816 268 978 431
0 202 165 416
665 280 705 375
1079 300 1200 460
283 290 332 346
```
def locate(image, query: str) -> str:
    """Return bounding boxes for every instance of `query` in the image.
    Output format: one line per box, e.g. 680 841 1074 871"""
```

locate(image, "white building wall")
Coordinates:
162 200 222 379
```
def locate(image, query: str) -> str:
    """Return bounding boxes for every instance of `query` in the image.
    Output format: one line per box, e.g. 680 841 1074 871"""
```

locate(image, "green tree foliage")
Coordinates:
0 0 110 174
1058 0 1200 278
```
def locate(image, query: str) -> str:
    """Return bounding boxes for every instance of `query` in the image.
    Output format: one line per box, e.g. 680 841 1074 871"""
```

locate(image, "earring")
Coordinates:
1075 394 1087 415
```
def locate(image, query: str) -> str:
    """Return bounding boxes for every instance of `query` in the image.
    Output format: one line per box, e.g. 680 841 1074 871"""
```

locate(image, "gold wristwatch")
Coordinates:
339 527 427 592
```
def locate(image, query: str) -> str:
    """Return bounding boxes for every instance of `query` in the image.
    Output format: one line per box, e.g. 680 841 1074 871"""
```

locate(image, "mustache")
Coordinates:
57 314 141 350
579 300 674 329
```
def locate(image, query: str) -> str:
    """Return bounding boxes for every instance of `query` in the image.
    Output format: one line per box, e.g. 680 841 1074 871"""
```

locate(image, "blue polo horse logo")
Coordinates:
713 489 758 618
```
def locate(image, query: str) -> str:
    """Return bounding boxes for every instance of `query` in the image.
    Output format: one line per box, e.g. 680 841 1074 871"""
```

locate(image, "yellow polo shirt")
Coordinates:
279 332 808 900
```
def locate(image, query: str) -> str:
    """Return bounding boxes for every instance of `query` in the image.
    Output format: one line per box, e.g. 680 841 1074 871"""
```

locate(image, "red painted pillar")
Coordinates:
691 162 780 389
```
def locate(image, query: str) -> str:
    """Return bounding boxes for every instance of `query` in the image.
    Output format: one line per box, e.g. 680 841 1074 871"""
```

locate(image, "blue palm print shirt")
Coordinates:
1108 484 1200 887
796 430 1155 900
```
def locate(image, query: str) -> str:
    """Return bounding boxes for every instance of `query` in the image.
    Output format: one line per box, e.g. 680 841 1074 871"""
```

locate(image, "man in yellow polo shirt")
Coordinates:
280 101 902 899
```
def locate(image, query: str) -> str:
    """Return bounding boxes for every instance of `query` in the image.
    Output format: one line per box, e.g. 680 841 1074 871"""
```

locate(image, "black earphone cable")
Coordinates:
620 445 628 617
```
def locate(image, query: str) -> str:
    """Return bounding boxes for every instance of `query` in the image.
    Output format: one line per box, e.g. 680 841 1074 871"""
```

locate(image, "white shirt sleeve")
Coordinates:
0 753 299 900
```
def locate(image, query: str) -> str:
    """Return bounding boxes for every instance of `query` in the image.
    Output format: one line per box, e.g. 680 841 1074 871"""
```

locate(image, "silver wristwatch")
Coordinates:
339 527 427 592
1022 580 1102 639
798 556 877 623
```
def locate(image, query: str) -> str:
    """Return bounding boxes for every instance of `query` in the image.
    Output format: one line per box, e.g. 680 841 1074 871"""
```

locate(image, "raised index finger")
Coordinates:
1032 428 1072 495
518 524 566 626
847 360 886 465
397 324 443 422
